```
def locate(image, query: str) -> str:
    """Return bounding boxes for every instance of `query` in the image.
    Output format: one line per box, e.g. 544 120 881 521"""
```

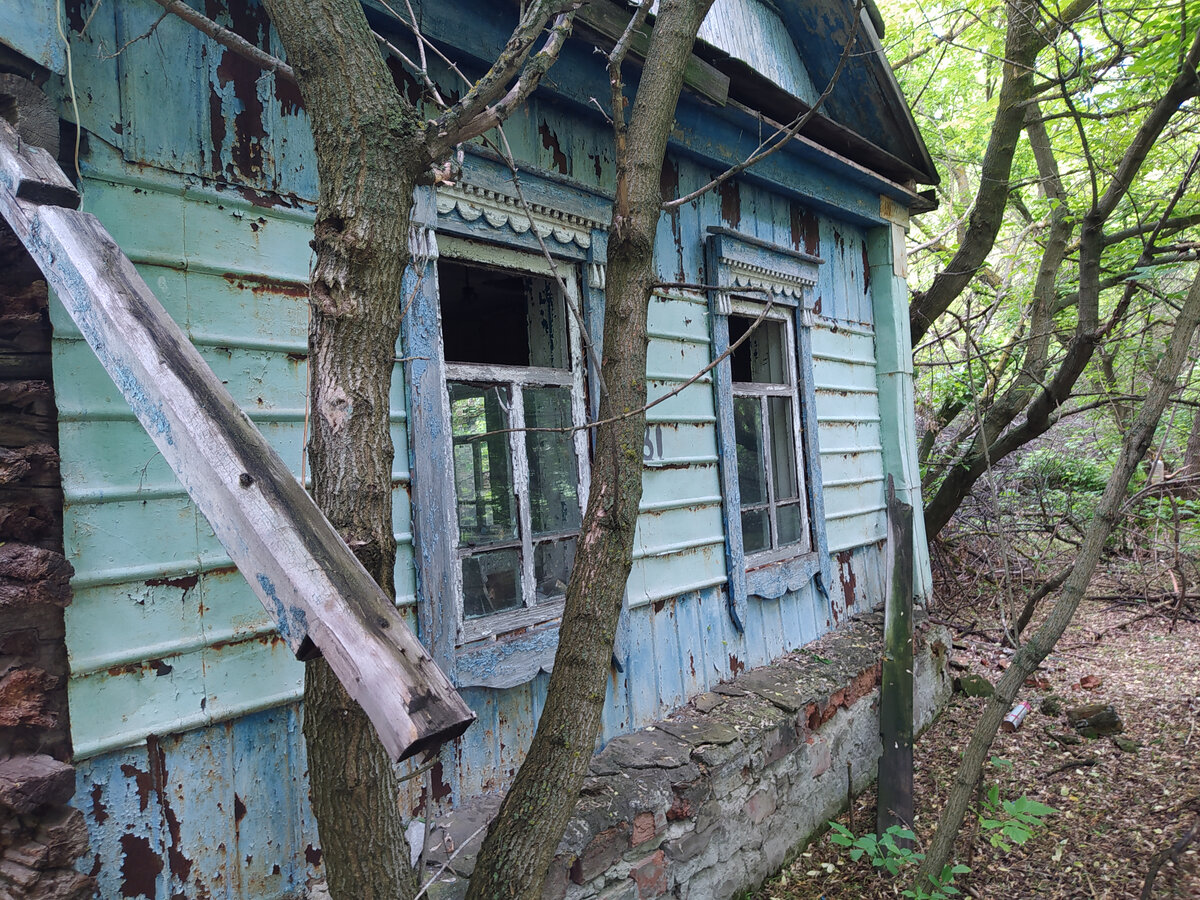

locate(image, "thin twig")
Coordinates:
414 820 491 900
150 0 295 82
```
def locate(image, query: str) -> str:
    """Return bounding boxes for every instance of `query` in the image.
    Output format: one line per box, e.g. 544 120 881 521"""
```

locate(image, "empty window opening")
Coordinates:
438 259 585 632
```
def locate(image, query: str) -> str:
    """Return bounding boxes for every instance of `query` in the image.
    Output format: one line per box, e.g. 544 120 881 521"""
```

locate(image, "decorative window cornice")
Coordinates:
706 227 823 316
720 255 819 301
436 181 608 251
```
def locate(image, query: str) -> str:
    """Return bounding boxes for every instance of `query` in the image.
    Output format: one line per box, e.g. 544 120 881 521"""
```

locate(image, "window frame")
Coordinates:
431 241 591 645
728 301 812 566
705 227 832 631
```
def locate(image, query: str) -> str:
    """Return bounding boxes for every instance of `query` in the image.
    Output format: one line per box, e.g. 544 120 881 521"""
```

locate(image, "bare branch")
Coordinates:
446 10 579 148
150 0 295 83
430 0 579 156
664 0 864 210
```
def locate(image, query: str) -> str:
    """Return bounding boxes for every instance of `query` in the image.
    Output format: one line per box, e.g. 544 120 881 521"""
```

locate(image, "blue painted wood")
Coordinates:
704 228 831 632
651 598 688 716
400 191 461 680
73 706 319 900
456 624 559 690
625 604 661 725
706 292 748 631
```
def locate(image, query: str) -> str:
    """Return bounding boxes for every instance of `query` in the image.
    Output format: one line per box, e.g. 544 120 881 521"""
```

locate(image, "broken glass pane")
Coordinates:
534 537 576 602
730 316 787 384
742 508 769 554
449 383 516 546
768 396 799 502
461 548 523 619
524 387 581 536
734 396 766 506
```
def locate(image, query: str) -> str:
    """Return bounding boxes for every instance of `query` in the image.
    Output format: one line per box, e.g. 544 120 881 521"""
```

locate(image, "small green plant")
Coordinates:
902 864 971 900
978 784 1057 851
827 822 969 899
1017 447 1107 492
827 822 921 875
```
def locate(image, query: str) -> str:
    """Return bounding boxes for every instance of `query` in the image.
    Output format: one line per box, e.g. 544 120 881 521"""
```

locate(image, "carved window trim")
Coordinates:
403 184 606 690
705 227 832 631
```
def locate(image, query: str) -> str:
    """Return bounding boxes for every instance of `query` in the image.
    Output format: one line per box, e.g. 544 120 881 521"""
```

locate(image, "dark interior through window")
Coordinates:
439 260 565 368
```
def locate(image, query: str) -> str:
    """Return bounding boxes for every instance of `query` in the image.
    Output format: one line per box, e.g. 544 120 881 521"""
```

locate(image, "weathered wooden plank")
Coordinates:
877 476 914 838
0 122 78 209
0 119 474 761
576 0 729 107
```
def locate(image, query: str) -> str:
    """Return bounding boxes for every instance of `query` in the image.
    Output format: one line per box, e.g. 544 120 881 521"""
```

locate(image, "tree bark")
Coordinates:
907 0 1044 346
917 261 1200 885
259 1 426 897
922 41 1200 537
464 3 714 897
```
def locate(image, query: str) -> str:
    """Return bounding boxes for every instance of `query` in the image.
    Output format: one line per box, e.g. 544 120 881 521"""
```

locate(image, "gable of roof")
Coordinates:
691 0 939 185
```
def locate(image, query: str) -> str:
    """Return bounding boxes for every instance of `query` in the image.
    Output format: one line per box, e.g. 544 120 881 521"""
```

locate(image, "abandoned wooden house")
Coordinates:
0 0 946 897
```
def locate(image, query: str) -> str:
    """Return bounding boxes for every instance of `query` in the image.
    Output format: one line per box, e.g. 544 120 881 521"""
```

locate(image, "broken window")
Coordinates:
439 260 588 637
729 312 811 558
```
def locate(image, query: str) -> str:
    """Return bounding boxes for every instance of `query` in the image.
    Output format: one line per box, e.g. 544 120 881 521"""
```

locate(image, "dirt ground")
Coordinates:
752 600 1200 899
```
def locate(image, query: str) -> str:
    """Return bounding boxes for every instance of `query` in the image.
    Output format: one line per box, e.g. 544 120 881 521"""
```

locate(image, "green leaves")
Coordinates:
979 784 1057 851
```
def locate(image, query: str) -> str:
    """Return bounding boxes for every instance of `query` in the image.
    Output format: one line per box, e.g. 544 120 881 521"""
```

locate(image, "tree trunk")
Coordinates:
464 3 714 897
922 39 1200 537
917 262 1200 885
907 0 1044 346
259 1 428 897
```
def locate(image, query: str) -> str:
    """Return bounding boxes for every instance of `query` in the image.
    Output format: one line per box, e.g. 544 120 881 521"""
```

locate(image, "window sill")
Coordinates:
745 550 820 601
455 618 560 690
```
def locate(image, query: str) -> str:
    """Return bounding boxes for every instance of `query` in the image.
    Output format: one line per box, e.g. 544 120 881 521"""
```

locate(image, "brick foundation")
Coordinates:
0 211 93 898
421 615 952 900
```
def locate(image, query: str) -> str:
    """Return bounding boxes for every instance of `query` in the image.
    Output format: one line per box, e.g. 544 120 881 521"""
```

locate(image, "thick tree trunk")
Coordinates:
922 41 1200 537
907 0 1044 346
464 3 714 897
259 1 428 897
917 263 1200 884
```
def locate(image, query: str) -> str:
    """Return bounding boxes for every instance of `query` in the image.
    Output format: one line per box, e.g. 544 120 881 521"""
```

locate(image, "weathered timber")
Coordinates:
0 118 474 761
876 475 914 838
576 0 729 106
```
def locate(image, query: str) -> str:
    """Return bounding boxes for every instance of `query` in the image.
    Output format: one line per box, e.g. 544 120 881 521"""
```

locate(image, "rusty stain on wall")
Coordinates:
789 200 820 256
835 549 856 609
538 121 569 175
718 178 741 228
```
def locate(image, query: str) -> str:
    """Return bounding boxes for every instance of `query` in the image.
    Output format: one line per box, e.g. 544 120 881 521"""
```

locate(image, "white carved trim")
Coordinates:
436 182 607 250
721 254 819 301
588 263 606 289
408 225 438 262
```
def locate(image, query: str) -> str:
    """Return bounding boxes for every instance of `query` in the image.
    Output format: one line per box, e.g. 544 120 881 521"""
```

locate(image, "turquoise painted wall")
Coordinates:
12 0 929 891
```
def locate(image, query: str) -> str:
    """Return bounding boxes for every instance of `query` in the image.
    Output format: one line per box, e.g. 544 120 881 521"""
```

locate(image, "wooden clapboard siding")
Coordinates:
813 322 888 552
50 163 431 759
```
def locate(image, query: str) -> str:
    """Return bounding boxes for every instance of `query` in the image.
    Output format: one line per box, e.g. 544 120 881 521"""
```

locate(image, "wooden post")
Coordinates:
877 474 914 838
0 118 474 761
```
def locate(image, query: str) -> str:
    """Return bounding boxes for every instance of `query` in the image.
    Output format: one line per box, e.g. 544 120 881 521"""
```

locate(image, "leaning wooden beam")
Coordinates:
0 118 474 761
877 475 915 839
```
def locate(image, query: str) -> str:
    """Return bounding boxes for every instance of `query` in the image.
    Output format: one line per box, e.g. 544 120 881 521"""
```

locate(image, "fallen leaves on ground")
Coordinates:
753 601 1200 899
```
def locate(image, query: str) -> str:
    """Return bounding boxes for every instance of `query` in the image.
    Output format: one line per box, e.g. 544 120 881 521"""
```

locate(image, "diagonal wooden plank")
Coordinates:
0 117 474 761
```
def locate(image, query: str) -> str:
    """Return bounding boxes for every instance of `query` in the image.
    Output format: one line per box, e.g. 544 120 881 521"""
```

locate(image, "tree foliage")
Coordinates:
885 0 1200 538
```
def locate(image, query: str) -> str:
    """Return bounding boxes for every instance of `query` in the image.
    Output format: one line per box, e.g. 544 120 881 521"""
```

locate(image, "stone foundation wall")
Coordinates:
0 204 94 898
423 614 952 900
